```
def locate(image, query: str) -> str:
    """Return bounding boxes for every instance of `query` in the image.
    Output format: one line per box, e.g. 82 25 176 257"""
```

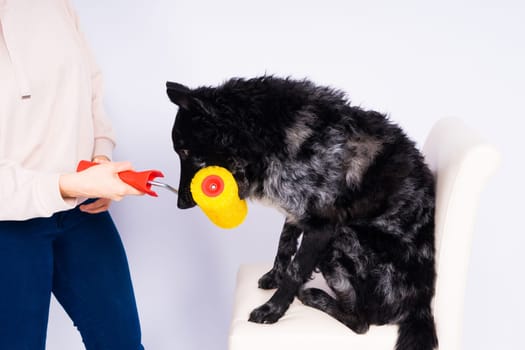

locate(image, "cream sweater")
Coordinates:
0 0 116 220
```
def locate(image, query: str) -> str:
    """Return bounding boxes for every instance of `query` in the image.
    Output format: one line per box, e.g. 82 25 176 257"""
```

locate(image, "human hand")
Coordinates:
59 160 144 201
92 155 111 164
79 197 112 214
78 155 114 213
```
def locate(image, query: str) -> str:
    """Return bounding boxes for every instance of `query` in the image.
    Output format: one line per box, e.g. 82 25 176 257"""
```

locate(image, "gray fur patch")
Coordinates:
344 136 382 188
329 265 352 293
261 128 382 219
284 110 315 155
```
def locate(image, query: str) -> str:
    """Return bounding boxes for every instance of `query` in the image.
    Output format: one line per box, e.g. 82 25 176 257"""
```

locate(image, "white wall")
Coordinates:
47 1 524 349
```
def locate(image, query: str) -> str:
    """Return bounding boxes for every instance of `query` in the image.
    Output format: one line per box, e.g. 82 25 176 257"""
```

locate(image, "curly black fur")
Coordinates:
166 76 438 350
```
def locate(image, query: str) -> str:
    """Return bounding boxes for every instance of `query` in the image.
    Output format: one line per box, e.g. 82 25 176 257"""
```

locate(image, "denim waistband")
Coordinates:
0 198 102 236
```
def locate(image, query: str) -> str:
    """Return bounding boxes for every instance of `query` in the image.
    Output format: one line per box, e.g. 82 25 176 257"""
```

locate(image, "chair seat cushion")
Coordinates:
229 263 398 350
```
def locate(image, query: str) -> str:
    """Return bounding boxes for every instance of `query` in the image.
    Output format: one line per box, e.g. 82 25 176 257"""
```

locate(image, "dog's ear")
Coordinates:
166 81 191 109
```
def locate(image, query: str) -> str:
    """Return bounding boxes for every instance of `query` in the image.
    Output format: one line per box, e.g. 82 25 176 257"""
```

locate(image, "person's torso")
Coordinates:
0 0 94 173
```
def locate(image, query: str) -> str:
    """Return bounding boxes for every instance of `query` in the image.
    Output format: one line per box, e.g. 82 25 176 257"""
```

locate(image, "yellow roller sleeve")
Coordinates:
190 166 248 229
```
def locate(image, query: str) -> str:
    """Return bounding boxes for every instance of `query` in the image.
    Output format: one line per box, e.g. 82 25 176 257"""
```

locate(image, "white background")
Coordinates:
47 0 524 349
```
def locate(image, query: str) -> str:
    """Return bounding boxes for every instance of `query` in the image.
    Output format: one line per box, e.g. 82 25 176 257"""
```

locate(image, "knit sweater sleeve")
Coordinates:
63 0 116 160
0 160 77 220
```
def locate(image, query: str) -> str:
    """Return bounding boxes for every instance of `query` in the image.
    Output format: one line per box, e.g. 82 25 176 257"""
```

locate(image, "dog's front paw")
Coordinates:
258 269 281 290
248 302 286 324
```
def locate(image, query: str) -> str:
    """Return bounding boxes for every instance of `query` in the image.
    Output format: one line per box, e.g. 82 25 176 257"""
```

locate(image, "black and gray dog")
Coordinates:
166 76 437 350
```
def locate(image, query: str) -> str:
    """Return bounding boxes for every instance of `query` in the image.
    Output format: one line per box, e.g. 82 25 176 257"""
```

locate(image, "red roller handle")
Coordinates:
77 160 164 197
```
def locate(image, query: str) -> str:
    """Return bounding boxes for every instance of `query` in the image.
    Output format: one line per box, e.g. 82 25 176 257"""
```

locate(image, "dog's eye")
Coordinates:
178 149 190 160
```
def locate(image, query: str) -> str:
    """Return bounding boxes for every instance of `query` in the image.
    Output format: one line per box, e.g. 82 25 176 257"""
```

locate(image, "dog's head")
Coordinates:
166 81 251 209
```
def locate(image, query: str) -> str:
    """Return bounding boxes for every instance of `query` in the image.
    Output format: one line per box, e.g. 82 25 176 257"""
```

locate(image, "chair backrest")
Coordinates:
422 118 500 350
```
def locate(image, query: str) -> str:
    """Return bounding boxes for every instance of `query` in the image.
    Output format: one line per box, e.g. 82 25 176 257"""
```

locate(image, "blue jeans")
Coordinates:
0 202 144 350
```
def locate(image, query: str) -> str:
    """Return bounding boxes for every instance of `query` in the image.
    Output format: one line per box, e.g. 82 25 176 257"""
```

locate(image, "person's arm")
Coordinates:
60 1 142 214
62 0 116 161
0 159 143 221
0 160 78 220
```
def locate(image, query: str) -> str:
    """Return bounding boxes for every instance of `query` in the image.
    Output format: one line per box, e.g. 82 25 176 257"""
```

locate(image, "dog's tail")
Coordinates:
396 309 438 350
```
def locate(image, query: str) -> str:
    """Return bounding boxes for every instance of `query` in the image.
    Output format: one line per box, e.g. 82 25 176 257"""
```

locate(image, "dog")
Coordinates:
166 76 438 350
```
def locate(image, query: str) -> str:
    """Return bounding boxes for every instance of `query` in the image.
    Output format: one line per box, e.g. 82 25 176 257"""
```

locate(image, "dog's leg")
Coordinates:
297 288 369 334
298 261 370 334
249 224 332 324
258 220 302 289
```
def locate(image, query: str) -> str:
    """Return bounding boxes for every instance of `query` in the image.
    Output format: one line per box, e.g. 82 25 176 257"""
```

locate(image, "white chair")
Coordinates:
228 118 500 350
